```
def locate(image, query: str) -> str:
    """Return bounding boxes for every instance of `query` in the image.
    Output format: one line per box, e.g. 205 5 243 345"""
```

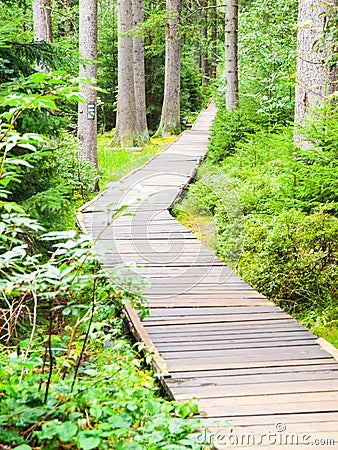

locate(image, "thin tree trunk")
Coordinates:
32 0 52 42
294 0 326 141
114 0 137 146
201 1 208 84
225 0 239 110
133 0 149 142
210 0 217 79
32 0 52 73
157 0 181 137
77 0 98 167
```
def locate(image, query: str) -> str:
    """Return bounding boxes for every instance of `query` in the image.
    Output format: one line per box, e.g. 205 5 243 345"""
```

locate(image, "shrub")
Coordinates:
238 209 338 311
207 108 264 164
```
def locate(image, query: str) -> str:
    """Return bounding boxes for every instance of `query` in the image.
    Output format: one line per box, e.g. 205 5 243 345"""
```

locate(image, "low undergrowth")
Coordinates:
0 327 203 450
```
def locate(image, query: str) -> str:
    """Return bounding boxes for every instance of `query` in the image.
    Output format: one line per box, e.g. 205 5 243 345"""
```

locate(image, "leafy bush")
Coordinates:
238 209 338 310
207 107 264 164
0 336 203 450
293 106 338 212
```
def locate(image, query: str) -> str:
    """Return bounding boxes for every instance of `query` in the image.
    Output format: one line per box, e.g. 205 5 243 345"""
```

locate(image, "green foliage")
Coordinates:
207 107 264 164
239 210 338 309
97 0 118 132
0 72 98 229
0 72 208 450
293 106 338 211
238 0 297 121
0 1 77 84
0 336 203 449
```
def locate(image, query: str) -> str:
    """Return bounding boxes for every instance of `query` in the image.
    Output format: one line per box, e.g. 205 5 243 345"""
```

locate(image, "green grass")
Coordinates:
296 306 338 349
97 134 177 188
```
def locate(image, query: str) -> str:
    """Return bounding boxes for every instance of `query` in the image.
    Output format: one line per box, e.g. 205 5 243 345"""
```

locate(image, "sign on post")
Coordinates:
87 104 95 120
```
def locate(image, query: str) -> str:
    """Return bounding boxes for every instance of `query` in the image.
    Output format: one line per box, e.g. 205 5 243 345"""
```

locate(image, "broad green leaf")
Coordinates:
78 436 101 450
89 405 102 420
6 159 33 168
107 415 130 429
57 422 78 442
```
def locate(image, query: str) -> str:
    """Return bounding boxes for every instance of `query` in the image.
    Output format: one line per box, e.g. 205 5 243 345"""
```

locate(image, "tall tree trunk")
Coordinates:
133 0 149 142
114 0 137 146
294 0 338 146
225 0 239 110
201 1 208 85
77 0 98 167
210 0 217 79
157 0 181 137
32 0 52 73
32 0 52 42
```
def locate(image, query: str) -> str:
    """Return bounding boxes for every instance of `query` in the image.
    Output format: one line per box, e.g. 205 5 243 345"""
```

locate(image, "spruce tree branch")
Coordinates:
185 4 228 20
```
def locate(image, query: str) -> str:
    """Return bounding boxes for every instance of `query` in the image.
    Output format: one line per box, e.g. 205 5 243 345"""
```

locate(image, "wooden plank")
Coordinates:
203 411 338 427
144 320 304 334
167 358 336 373
147 306 281 316
196 396 338 416
168 363 338 379
162 345 330 361
170 379 338 400
166 369 338 388
143 313 288 326
155 340 318 353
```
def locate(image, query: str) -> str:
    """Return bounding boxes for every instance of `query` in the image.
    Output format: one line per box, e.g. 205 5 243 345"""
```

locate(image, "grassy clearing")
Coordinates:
97 134 177 188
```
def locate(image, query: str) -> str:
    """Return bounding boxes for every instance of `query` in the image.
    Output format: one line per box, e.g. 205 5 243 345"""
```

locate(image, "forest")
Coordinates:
0 0 337 449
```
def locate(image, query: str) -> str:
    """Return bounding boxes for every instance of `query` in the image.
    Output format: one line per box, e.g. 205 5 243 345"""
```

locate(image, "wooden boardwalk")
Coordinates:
79 104 338 449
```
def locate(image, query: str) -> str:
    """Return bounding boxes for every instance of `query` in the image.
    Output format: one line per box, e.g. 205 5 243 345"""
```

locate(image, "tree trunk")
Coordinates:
32 0 52 73
210 0 217 79
294 0 326 138
77 0 98 167
133 0 149 142
201 1 208 85
114 0 137 146
294 0 338 146
32 0 52 42
157 0 181 137
225 0 239 111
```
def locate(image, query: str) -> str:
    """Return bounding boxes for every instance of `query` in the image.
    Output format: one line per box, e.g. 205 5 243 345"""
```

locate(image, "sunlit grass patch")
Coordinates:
97 134 177 188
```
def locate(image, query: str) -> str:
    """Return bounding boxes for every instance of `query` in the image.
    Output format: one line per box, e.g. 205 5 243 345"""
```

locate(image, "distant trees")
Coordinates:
157 0 181 137
77 0 98 167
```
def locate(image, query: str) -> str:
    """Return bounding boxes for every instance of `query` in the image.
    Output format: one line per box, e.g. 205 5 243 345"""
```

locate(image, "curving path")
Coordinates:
78 103 338 449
